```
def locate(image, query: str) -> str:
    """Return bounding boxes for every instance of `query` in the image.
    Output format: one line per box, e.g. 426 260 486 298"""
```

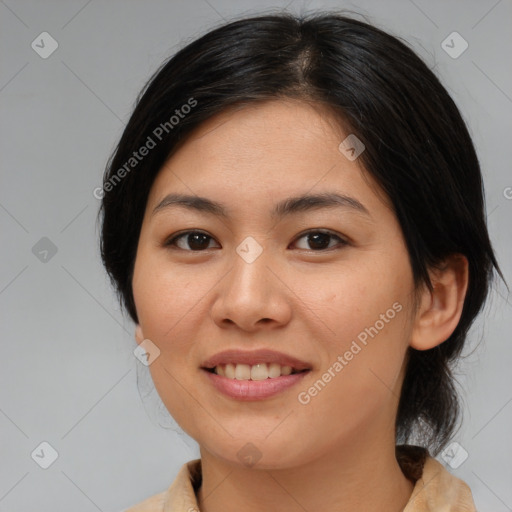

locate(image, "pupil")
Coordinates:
189 233 209 250
309 233 330 250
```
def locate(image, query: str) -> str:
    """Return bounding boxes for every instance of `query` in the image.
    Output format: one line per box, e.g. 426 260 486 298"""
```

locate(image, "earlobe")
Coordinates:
410 254 469 351
135 324 144 344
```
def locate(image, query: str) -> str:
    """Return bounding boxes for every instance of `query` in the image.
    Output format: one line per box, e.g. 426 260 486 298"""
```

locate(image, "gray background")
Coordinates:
1 0 511 510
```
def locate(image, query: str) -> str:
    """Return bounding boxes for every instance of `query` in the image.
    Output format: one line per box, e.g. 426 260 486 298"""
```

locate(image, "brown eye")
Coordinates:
292 230 347 251
165 229 347 252
165 231 219 251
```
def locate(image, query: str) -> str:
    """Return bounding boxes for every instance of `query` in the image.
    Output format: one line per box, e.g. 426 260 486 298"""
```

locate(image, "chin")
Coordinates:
199 434 312 471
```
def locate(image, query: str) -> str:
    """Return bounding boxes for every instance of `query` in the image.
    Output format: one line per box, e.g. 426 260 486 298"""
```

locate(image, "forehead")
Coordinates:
145 99 390 216
176 99 346 165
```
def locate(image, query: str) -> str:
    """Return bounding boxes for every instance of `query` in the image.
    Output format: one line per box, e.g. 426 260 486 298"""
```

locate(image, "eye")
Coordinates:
291 229 348 251
164 229 348 252
164 230 219 251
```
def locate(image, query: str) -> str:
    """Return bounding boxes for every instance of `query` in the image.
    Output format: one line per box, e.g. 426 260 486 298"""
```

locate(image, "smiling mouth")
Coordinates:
204 363 309 380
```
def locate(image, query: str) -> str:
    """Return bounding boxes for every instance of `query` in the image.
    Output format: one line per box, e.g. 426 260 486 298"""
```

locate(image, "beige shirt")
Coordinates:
124 446 476 511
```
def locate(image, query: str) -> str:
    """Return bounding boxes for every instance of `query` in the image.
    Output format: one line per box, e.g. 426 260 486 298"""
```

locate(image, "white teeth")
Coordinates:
213 363 299 380
225 363 236 379
250 363 268 381
281 365 292 376
234 364 251 380
268 363 281 378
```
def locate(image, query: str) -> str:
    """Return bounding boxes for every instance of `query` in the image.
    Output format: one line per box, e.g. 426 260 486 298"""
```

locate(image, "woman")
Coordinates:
98 11 502 511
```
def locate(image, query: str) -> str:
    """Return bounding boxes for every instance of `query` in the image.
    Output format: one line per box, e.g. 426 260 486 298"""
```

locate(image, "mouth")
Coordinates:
200 349 312 400
201 348 312 379
204 363 308 380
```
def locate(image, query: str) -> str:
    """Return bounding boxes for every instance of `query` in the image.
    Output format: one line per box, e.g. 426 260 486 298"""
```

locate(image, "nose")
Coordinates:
210 244 292 332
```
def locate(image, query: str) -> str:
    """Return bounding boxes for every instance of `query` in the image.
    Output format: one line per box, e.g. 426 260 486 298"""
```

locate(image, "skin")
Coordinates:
132 99 469 512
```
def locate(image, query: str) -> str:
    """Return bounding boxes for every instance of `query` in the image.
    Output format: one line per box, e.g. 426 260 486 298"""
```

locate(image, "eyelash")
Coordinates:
163 229 348 252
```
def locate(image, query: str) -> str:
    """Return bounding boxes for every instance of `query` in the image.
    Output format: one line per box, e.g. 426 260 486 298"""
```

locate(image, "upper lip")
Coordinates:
201 349 312 371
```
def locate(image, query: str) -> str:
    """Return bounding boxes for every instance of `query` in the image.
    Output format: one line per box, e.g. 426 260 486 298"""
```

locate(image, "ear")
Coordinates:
410 254 469 350
135 324 144 344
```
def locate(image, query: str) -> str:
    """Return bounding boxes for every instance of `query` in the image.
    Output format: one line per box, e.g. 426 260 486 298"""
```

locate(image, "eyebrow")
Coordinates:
151 192 370 219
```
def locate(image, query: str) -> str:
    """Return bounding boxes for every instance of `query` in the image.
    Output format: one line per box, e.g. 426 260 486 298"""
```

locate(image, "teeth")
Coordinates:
225 363 236 379
235 364 251 380
213 363 297 380
251 363 269 381
268 362 281 378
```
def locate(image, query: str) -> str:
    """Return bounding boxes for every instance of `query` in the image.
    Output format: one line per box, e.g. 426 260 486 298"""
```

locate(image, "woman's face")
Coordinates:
132 100 417 469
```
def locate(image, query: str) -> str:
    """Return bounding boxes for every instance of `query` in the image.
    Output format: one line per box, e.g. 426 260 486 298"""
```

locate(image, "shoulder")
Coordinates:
398 445 476 511
411 456 476 511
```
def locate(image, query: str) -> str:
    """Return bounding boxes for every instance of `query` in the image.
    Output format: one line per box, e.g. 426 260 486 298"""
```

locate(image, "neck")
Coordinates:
197 436 414 512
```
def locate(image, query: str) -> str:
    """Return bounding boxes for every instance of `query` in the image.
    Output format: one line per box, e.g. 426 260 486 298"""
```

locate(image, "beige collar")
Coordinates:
125 446 476 511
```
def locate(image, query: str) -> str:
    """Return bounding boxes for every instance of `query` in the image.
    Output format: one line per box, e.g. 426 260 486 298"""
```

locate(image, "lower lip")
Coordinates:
202 369 310 401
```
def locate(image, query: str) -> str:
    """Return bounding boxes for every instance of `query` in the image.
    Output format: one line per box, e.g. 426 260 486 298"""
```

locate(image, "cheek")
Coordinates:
290 260 407 342
133 249 209 342
132 256 211 433
296 263 411 392
294 305 410 445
